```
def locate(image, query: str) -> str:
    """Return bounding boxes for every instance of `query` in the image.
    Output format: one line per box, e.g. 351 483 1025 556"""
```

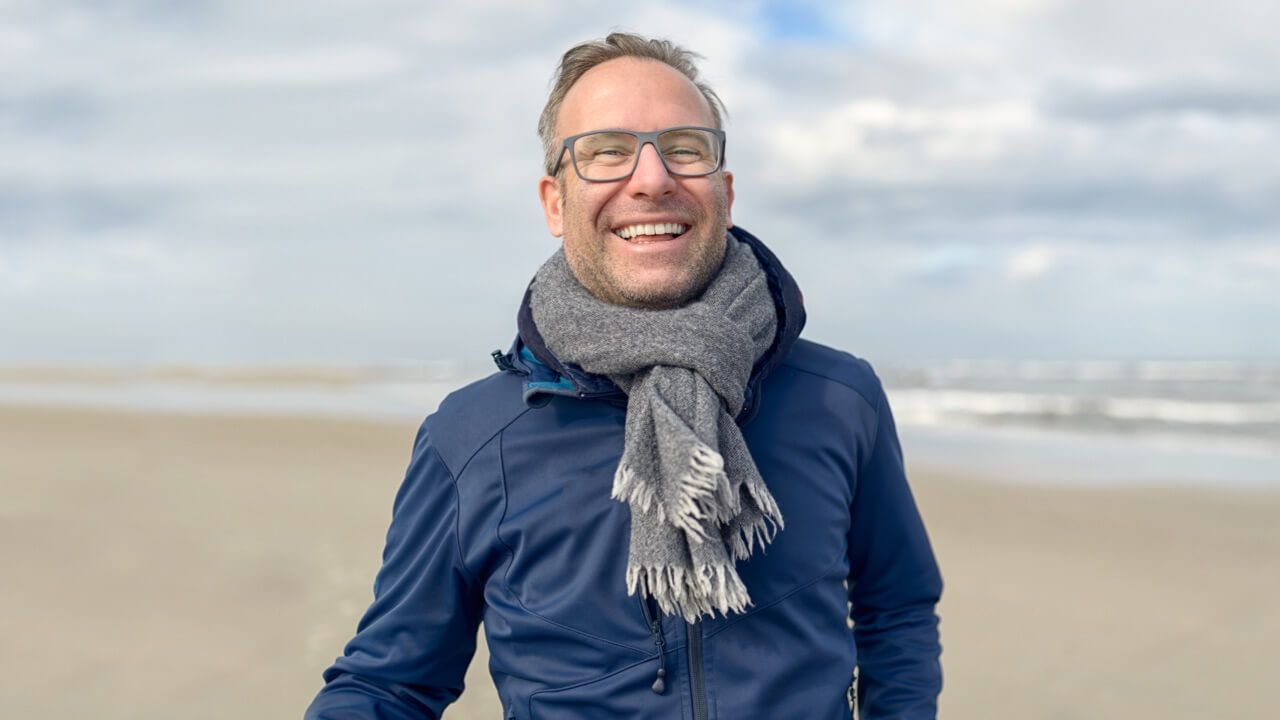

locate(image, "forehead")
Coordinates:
557 57 716 137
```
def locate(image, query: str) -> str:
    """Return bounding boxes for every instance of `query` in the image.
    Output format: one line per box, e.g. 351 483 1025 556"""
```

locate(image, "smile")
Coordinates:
614 222 688 241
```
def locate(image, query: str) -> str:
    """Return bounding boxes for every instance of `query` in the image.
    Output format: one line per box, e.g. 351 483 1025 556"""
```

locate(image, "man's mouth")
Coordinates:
614 222 689 243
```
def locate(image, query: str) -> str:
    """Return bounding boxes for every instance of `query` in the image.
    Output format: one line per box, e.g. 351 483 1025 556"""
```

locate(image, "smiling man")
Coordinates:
307 33 942 720
537 56 733 309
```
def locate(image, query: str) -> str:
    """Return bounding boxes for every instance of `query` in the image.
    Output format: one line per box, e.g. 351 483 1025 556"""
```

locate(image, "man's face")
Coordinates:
538 58 735 309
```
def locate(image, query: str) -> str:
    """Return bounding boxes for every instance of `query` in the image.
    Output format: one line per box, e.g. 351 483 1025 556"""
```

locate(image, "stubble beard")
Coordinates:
561 183 731 310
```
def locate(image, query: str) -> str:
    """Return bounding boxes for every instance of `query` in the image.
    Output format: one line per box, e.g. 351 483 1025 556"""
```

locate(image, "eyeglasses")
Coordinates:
552 126 727 182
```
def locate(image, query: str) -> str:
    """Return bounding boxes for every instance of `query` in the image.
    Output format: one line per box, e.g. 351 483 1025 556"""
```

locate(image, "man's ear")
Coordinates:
723 170 735 229
538 175 565 237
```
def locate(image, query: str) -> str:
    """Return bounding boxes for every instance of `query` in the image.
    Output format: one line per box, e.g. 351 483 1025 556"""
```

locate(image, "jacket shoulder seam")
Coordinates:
425 438 479 586
857 384 885 478
778 362 879 411
440 405 535 479
436 405 534 585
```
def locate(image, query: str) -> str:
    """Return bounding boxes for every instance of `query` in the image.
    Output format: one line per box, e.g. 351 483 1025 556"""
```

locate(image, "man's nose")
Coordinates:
625 142 677 197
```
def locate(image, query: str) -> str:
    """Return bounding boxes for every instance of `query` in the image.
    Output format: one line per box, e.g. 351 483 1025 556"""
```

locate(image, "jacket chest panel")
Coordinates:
495 402 653 657
705 398 858 622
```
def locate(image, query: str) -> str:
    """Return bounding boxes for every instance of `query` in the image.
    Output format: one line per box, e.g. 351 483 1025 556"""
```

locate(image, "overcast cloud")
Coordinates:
1 0 1276 366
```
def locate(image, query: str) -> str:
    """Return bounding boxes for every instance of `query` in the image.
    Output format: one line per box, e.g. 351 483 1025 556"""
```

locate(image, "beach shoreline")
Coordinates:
3 403 1276 719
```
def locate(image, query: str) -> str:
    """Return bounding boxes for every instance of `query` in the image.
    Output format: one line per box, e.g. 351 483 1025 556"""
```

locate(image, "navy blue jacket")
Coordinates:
306 228 943 719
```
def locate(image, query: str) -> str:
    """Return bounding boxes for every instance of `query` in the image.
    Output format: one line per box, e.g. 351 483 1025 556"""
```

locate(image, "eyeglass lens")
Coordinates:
571 129 721 180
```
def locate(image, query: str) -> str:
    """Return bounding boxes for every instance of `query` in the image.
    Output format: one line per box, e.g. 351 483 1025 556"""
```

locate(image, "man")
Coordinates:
306 32 942 719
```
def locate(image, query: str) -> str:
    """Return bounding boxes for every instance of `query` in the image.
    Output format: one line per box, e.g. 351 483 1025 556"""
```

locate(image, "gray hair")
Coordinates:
537 32 728 176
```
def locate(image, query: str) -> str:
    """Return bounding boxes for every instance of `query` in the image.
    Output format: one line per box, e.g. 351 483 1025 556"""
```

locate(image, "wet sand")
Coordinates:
2 404 1276 719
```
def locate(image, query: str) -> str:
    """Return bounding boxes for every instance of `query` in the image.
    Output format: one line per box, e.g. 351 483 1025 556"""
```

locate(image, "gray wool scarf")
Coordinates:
529 237 783 621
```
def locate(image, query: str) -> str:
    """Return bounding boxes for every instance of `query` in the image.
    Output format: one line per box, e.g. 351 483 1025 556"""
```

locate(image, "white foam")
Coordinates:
888 388 1280 426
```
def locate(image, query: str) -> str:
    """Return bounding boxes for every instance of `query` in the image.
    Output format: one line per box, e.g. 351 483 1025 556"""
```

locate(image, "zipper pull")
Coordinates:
649 619 667 694
639 595 668 694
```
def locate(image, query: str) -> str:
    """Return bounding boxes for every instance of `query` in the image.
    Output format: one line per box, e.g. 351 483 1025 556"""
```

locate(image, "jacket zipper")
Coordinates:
638 596 668 694
688 620 708 720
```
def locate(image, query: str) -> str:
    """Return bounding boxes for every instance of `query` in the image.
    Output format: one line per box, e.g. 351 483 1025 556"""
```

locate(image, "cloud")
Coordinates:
1004 243 1064 280
767 98 1041 181
1046 78 1280 121
0 0 1276 364
0 181 170 235
187 46 408 88
0 233 205 298
905 246 988 283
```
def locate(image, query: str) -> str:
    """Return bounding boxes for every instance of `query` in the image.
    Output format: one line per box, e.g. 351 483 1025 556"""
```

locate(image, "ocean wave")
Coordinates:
886 359 1280 385
887 388 1280 427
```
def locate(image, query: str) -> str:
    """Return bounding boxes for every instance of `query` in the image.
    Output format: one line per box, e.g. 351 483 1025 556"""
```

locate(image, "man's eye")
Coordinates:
664 146 705 161
586 146 633 164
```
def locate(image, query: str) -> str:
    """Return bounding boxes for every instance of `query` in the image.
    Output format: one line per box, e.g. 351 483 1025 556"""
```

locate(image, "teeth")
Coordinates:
616 222 688 239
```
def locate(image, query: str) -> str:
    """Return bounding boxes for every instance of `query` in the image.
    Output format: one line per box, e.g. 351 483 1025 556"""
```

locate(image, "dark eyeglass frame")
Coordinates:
551 126 727 182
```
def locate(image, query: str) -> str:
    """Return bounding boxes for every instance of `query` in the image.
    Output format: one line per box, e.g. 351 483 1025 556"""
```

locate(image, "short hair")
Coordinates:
537 32 728 176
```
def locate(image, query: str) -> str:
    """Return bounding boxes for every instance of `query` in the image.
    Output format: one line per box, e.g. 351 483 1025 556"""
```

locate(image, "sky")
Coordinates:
2 0 1277 367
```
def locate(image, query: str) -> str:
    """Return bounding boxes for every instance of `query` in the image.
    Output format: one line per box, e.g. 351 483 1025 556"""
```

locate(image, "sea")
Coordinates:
879 359 1280 487
2 358 1277 488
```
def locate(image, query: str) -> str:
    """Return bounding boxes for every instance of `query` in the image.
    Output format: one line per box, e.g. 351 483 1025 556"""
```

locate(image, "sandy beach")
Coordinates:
2 403 1277 719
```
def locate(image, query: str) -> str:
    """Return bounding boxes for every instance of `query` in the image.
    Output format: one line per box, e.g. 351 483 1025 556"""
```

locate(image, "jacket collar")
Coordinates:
504 226 806 417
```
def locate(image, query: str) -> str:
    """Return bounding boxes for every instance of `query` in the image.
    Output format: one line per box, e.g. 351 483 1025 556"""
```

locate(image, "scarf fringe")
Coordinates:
612 464 660 517
721 479 784 560
613 444 745 543
727 513 780 560
626 562 753 622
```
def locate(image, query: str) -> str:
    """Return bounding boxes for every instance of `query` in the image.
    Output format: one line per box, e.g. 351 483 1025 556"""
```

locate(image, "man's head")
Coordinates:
537 33 735 309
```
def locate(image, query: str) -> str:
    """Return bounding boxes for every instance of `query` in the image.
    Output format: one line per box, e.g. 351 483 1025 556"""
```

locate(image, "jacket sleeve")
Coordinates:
847 380 943 719
305 420 484 720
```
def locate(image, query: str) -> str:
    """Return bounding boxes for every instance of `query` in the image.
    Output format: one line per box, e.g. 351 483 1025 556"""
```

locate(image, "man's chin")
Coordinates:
610 274 708 310
565 244 721 309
